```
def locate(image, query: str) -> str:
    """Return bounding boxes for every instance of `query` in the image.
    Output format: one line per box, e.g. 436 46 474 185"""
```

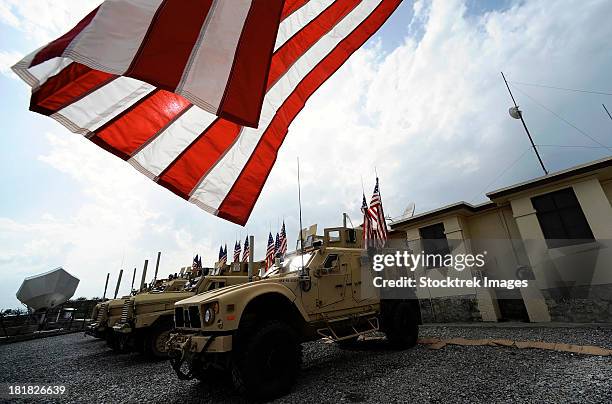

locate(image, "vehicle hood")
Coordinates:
175 275 294 306
134 291 194 305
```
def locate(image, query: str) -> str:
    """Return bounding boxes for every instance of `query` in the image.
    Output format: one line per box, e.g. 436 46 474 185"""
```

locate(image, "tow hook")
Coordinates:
169 336 194 380
168 335 216 381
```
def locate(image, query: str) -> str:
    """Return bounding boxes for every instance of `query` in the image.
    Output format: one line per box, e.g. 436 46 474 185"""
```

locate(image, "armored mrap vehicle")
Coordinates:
85 275 188 341
112 264 260 358
86 298 126 339
168 224 420 399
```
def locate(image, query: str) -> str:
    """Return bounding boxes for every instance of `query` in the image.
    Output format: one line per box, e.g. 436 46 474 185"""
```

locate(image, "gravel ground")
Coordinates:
1 325 611 403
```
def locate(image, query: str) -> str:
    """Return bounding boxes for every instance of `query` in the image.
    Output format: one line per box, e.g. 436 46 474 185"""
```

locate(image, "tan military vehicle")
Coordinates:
86 298 125 340
112 263 262 358
86 274 186 341
168 224 421 399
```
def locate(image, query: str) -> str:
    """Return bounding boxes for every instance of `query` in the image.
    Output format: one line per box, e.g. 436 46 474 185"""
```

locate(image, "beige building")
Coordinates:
390 157 612 323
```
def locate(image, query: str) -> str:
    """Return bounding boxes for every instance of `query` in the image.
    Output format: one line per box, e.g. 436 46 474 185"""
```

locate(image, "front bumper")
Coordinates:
112 322 133 334
167 332 233 380
84 322 106 337
168 332 232 354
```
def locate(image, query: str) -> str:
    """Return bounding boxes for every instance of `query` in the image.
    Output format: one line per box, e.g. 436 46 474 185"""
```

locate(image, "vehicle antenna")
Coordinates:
297 157 305 276
102 273 110 300
131 267 137 293
501 72 548 175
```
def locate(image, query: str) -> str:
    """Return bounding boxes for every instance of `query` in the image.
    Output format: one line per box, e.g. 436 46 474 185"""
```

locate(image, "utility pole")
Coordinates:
501 72 548 175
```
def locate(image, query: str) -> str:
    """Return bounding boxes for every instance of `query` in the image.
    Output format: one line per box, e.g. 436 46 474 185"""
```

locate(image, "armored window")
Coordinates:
346 229 357 243
419 223 450 268
323 254 339 269
531 188 594 249
174 307 184 327
328 230 341 242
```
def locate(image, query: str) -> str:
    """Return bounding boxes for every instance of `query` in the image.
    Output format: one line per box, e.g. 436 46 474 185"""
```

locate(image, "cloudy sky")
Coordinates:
1 0 611 309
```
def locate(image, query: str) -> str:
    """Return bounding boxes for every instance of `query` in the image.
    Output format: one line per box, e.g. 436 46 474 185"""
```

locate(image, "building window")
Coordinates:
531 188 594 249
419 223 450 268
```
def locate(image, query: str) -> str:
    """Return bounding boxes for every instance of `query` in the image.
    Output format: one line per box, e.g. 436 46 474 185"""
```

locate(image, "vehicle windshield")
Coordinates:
262 253 313 278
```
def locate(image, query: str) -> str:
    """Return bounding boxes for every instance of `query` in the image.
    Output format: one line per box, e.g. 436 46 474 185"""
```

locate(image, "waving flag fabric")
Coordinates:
12 0 402 226
12 0 285 128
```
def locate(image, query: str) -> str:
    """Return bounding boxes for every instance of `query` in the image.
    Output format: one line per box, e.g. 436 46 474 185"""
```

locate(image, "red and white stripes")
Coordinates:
13 0 401 226
15 0 284 128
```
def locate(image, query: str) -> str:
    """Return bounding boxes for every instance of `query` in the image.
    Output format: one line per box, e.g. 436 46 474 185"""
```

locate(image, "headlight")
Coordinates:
204 307 215 325
202 301 219 326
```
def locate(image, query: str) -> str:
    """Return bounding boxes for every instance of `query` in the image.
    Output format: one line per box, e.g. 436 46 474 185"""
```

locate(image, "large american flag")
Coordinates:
12 0 402 226
265 232 275 269
279 221 288 257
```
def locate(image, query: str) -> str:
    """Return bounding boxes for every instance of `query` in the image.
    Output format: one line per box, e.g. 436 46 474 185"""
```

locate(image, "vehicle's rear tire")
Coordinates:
384 302 419 349
231 320 300 400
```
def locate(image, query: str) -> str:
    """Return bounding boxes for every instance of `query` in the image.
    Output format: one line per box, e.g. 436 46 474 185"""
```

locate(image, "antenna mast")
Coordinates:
297 157 305 276
603 104 612 123
501 72 548 175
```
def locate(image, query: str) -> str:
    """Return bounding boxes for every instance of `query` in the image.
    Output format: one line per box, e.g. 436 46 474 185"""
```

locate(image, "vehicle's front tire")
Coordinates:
147 327 172 359
231 320 301 400
106 331 120 352
384 302 419 349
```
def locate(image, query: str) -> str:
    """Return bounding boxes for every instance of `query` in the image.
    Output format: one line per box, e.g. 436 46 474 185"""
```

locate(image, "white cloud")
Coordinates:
2 0 612 307
0 50 22 79
0 133 218 306
0 0 101 43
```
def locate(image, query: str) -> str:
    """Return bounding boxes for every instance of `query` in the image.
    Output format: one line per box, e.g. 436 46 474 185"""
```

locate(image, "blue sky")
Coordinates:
1 0 611 309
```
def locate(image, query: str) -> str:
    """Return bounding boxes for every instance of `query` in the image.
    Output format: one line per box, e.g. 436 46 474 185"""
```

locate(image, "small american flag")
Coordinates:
192 254 201 270
265 232 275 270
275 233 281 254
233 241 241 263
242 236 250 262
279 221 288 257
369 178 388 248
219 244 227 266
362 193 375 249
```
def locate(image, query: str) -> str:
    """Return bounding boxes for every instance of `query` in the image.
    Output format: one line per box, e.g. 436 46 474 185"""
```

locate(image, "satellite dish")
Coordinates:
403 202 416 218
16 267 79 311
390 202 416 222
509 106 522 119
